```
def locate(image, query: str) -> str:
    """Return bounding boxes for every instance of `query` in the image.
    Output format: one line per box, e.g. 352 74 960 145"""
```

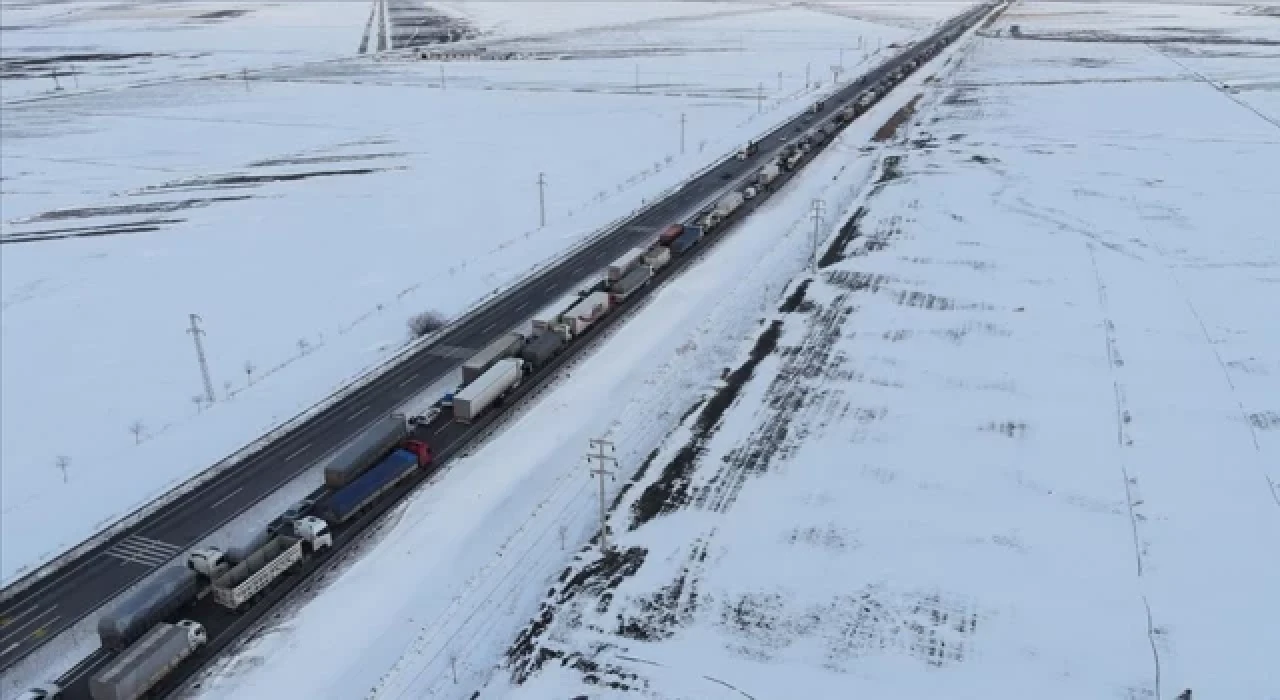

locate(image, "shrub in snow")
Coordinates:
408 309 447 338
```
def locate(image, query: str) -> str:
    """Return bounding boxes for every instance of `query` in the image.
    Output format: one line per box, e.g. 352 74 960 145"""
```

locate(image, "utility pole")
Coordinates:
805 63 811 89
587 438 617 554
757 82 764 113
635 63 640 94
679 112 686 155
440 64 445 89
777 71 783 91
840 47 845 70
536 172 546 227
810 199 826 274
187 314 216 404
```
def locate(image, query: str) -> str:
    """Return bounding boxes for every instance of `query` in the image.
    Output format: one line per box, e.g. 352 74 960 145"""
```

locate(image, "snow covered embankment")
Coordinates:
481 9 1280 700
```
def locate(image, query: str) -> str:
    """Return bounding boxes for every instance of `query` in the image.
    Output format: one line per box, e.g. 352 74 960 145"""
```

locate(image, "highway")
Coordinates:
0 3 997 685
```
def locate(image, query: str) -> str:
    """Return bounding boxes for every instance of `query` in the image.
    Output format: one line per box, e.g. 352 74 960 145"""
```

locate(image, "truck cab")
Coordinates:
178 619 208 647
17 683 62 700
292 516 333 551
188 547 229 578
402 439 432 467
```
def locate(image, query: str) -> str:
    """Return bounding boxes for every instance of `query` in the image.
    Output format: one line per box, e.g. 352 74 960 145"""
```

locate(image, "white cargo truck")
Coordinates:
757 163 781 187
643 245 671 271
192 517 330 611
712 191 745 220
453 358 524 423
530 290 582 339
563 291 611 336
89 620 207 700
605 247 647 282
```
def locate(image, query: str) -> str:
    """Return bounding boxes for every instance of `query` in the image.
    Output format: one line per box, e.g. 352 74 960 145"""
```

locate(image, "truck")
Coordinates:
643 245 671 271
321 413 409 489
610 264 651 303
317 440 431 523
192 517 331 611
89 620 206 700
605 247 646 282
785 151 804 170
563 291 611 335
712 191 745 221
519 329 565 369
669 225 704 255
461 332 525 384
657 223 684 245
97 566 201 651
807 99 826 114
735 140 759 160
756 163 781 187
452 358 524 423
531 289 582 339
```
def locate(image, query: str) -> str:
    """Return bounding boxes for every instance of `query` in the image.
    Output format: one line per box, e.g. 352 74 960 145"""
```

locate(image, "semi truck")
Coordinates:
97 566 201 651
610 264 651 303
531 289 582 339
519 330 565 369
89 620 207 700
461 332 525 384
321 413 409 489
605 247 646 282
756 163 781 188
190 517 331 611
563 291 611 335
657 223 684 245
712 191 745 221
669 225 704 255
643 245 671 271
317 440 431 523
735 140 758 160
453 358 524 423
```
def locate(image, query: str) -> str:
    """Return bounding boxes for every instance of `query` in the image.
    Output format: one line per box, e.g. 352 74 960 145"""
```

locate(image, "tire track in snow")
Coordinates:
1086 242 1162 699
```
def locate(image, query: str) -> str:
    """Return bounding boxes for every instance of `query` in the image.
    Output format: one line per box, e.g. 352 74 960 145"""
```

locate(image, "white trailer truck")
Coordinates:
605 247 647 282
453 358 524 423
190 517 331 611
89 620 207 700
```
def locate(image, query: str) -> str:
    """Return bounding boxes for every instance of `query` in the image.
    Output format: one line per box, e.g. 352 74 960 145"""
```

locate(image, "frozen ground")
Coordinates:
0 2 949 586
174 12 972 700
465 5 1280 700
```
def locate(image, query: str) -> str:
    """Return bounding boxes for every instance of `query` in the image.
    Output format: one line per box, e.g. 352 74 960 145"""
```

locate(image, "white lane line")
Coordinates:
284 442 312 462
515 300 530 312
0 606 58 647
398 373 419 388
481 322 496 334
346 405 370 422
0 602 44 630
433 420 452 436
210 487 244 510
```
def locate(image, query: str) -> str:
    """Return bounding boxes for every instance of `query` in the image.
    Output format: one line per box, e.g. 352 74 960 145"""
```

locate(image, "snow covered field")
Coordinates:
0 2 950 585
468 5 1280 700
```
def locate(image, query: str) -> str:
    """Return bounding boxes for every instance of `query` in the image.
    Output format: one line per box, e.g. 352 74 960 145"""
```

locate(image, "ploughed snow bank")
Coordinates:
0 3 927 585
478 7 1280 700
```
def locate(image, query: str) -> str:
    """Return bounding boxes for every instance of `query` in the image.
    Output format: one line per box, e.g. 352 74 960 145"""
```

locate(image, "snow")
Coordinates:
175 10 971 699
469 5 1280 700
1 2 933 585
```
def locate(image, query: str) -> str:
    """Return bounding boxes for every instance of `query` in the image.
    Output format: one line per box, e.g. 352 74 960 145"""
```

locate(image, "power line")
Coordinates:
536 172 547 227
810 199 826 274
187 314 216 404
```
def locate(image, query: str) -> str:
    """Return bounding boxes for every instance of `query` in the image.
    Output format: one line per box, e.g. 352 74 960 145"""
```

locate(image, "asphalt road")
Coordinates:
0 2 995 680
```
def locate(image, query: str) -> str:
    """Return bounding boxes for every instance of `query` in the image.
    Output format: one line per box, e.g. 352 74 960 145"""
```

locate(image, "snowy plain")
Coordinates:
0 1 942 586
465 4 1280 700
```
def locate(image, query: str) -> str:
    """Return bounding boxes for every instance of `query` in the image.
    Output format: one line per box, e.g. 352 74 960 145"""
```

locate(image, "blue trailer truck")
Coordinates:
316 440 431 525
669 225 704 255
97 566 201 651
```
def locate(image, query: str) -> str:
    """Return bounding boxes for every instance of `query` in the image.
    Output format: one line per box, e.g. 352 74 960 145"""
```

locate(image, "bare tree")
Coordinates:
224 380 233 399
244 360 256 386
297 337 311 355
129 420 145 444
55 455 71 483
192 395 206 413
407 309 446 338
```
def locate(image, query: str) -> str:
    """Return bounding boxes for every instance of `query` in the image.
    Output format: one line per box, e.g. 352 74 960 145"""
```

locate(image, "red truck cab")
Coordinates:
403 439 432 466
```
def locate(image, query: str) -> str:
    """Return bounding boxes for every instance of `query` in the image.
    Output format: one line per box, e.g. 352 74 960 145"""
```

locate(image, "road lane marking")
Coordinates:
433 421 452 436
346 405 370 422
398 373 419 388
285 442 312 462
104 535 182 568
0 601 43 629
481 322 496 333
515 300 530 312
210 487 244 510
0 606 58 647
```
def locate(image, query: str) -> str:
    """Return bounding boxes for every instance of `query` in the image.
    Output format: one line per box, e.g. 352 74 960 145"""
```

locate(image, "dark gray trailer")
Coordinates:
90 620 207 700
610 264 651 302
321 412 408 489
520 330 565 369
461 332 525 384
96 566 200 651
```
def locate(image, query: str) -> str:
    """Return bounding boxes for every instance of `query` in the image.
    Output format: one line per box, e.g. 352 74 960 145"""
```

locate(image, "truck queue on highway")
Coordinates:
14 15 993 698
